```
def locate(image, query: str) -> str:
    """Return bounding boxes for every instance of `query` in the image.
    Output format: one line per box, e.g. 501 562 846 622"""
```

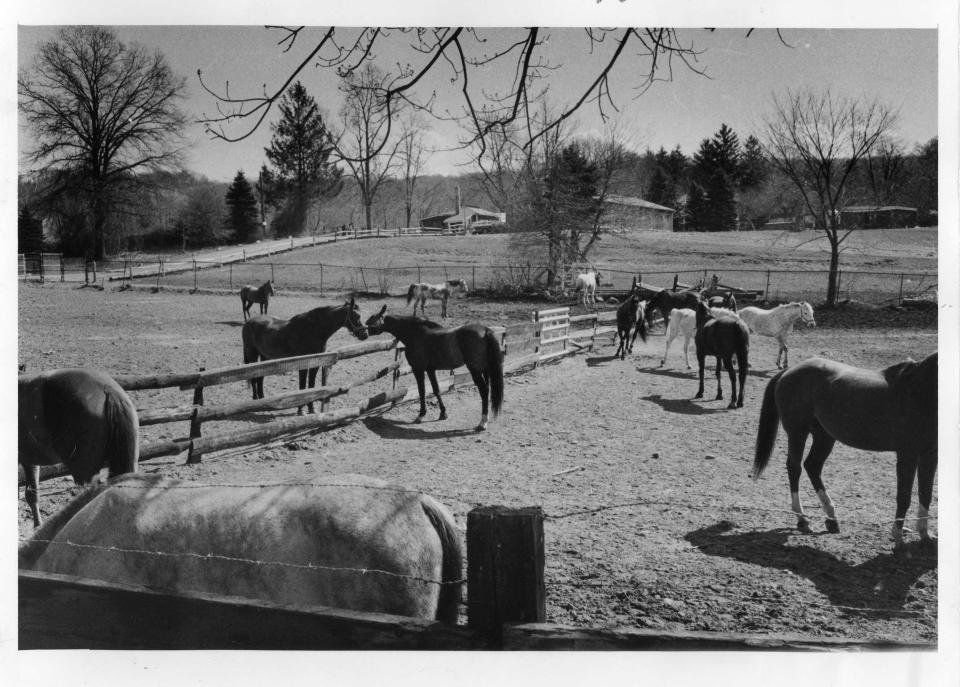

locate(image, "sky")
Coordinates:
14 22 940 183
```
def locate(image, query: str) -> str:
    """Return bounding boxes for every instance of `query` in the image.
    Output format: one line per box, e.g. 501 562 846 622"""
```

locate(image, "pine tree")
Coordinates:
685 183 709 232
224 171 261 243
18 204 45 253
264 81 342 235
692 124 742 231
739 135 768 189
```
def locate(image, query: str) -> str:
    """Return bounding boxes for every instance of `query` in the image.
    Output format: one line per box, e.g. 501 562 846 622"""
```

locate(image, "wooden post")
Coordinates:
271 263 275 282
320 367 330 413
39 256 44 284
60 254 65 282
764 270 771 302
467 506 546 646
186 368 205 464
229 263 233 289
472 265 476 291
193 260 198 292
898 273 905 305
319 264 323 295
417 266 421 283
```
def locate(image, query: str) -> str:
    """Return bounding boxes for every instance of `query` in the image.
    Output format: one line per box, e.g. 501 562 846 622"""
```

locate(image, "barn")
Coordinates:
600 194 675 232
839 205 918 229
420 206 506 234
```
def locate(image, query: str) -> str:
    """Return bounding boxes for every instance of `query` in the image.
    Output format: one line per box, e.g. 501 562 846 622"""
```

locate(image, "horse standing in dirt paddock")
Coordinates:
614 288 647 360
573 271 602 307
739 301 816 369
240 280 275 321
752 353 937 547
693 300 749 409
18 368 140 527
407 279 468 318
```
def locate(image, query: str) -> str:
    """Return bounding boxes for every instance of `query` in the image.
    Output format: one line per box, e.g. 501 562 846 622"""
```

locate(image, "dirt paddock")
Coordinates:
17 283 939 642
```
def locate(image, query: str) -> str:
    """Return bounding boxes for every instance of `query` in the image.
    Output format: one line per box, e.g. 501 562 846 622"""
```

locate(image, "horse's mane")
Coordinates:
386 314 445 330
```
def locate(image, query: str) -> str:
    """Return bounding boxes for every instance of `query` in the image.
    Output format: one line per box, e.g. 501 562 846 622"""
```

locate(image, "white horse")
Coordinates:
406 279 468 318
738 301 816 369
573 271 601 306
661 307 742 369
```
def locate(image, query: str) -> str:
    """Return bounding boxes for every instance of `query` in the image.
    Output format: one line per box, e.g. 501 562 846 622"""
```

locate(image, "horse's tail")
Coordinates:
485 329 504 418
103 383 140 478
406 283 417 305
752 369 786 480
421 498 464 624
635 303 648 342
18 479 115 569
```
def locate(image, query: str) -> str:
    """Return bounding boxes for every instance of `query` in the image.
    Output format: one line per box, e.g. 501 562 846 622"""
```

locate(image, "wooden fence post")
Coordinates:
186 368 205 464
472 265 476 291
467 506 545 646
193 260 198 292
271 263 275 283
60 255 65 282
320 367 330 413
764 270 771 302
898 273 905 305
319 264 323 295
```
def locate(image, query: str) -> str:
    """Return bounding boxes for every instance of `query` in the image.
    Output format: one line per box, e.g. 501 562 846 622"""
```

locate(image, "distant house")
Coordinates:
420 206 507 234
840 205 918 229
600 195 675 232
761 215 816 232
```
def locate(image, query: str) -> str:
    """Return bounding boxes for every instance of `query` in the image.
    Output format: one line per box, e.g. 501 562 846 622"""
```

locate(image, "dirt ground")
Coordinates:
17 282 939 642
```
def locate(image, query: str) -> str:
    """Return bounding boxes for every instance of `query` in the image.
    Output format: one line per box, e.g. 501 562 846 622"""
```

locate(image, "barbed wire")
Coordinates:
24 538 466 588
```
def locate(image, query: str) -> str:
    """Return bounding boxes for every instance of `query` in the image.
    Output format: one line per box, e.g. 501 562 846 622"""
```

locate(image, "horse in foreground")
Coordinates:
693 300 749 409
407 279 468 319
752 353 937 547
614 288 647 360
661 306 744 369
739 301 816 369
18 368 139 527
366 306 503 431
573 271 602 307
18 472 463 623
240 280 275 321
242 297 368 413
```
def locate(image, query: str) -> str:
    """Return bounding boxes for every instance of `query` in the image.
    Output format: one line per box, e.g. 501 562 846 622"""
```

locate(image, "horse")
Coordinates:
644 287 702 332
242 297 368 413
365 306 503 431
662 307 743 369
739 301 816 369
18 472 464 623
752 353 937 547
614 288 648 360
573 271 602 307
406 279 468 319
18 368 139 527
707 291 738 312
693 299 750 409
240 280 275 321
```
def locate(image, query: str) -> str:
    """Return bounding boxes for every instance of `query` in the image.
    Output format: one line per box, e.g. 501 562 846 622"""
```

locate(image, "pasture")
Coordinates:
17 281 938 643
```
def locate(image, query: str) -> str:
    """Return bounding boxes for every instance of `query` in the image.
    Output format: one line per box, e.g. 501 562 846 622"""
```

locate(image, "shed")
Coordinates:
600 195 675 232
839 206 918 229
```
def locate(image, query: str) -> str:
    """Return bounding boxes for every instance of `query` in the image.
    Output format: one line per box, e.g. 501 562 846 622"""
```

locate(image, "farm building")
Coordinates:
839 205 918 229
420 206 507 234
600 194 675 232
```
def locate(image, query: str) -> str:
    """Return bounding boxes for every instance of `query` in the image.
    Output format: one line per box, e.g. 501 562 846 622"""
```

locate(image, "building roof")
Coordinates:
841 205 917 213
602 194 675 213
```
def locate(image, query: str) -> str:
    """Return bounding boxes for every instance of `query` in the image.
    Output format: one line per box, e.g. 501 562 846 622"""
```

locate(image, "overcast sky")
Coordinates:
15 23 940 183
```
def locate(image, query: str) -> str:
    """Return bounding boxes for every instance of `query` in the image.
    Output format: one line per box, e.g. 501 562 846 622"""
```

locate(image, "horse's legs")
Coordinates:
776 336 788 369
426 369 447 420
803 425 839 532
296 369 310 415
714 356 724 401
661 328 674 366
785 428 813 533
23 464 42 527
915 451 937 542
413 369 427 422
892 451 919 546
682 335 692 369
305 367 319 414
723 355 739 409
694 349 706 399
441 295 448 318
468 367 490 431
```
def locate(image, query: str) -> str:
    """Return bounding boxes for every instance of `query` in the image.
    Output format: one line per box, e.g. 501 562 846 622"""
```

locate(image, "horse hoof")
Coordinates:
736 400 744 408
475 423 487 432
727 402 738 410
438 413 447 421
797 518 812 534
825 518 840 534
414 416 424 424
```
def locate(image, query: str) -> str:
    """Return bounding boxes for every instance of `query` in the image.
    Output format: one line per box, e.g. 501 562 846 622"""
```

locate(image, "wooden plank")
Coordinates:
502 623 936 652
538 348 577 364
505 321 540 338
568 313 599 325
18 570 479 650
536 307 569 318
505 337 540 357
138 386 350 426
540 322 570 333
503 353 539 374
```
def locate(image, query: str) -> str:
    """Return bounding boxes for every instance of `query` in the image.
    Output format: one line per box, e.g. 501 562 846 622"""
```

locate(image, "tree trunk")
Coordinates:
825 222 841 306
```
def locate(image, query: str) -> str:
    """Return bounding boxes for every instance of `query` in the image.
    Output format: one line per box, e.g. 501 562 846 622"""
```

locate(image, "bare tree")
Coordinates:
862 136 907 206
580 125 632 258
334 63 404 232
762 89 898 306
19 26 188 259
397 113 430 228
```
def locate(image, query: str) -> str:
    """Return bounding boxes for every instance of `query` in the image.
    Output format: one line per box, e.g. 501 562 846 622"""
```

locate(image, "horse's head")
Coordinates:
694 298 713 329
799 301 816 326
344 297 369 340
265 280 275 296
365 304 388 335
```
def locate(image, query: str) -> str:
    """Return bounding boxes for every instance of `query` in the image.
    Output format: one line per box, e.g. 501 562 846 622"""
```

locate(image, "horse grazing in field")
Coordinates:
240 280 275 321
752 353 937 547
18 472 464 623
738 301 816 369
407 279 468 319
614 288 647 360
573 271 602 307
242 297 368 413
693 299 750 409
366 306 504 431
18 368 139 527
645 288 702 332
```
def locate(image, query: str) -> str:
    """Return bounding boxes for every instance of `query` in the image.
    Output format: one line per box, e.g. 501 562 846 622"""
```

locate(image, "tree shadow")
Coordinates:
685 521 937 614
362 415 480 440
640 394 729 415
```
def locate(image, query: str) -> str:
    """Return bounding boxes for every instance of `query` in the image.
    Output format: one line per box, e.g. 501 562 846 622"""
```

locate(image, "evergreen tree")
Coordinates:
264 81 342 235
692 124 742 231
18 204 45 253
739 134 768 189
224 171 260 243
685 183 709 232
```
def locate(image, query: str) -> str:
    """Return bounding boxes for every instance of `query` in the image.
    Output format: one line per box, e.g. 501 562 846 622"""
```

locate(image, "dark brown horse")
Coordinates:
752 353 937 547
242 297 368 413
644 288 702 332
693 299 749 409
19 368 139 527
365 306 504 431
240 280 275 321
615 287 648 360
